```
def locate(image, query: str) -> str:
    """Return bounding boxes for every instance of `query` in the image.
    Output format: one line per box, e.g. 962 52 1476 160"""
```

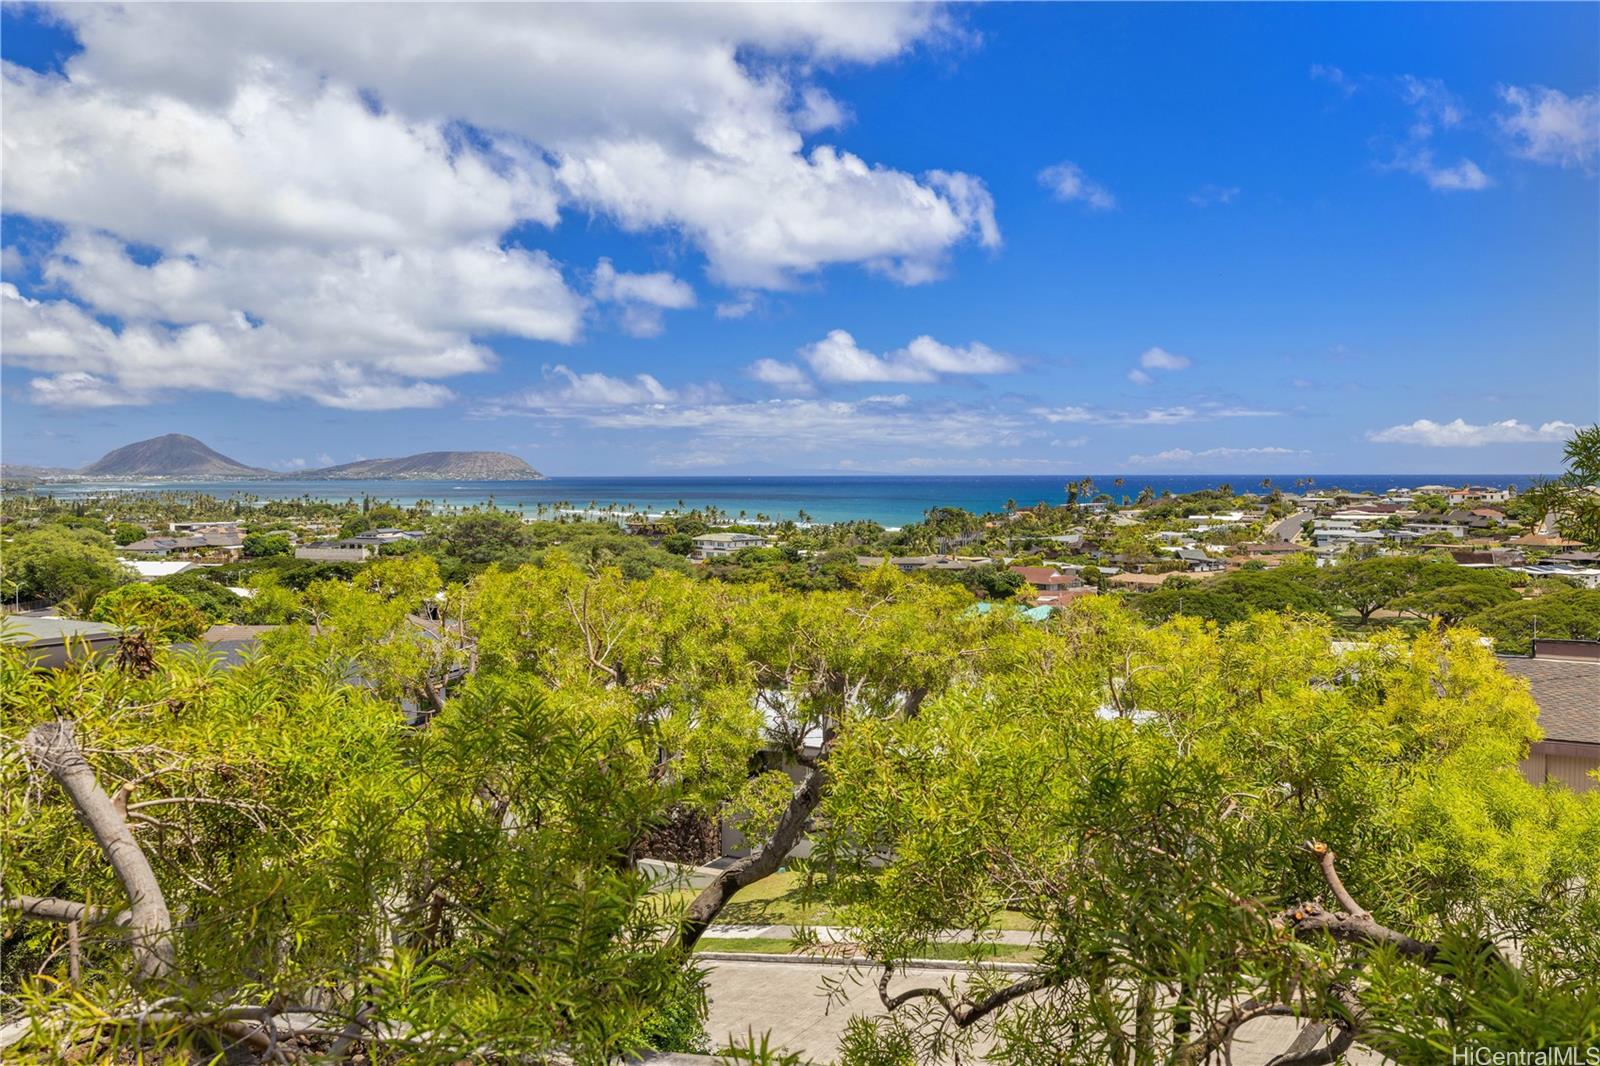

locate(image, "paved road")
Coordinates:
700 955 1386 1065
1268 509 1312 543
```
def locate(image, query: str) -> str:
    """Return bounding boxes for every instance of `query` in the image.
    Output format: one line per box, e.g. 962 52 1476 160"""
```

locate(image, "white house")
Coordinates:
691 532 770 559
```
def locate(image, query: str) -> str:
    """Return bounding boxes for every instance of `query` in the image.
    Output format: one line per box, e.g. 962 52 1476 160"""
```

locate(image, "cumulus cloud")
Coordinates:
1037 161 1116 211
1498 85 1600 170
1139 347 1191 371
1126 446 1303 465
591 258 695 338
746 358 815 394
795 329 1019 383
1128 346 1190 384
1394 151 1493 191
793 86 850 133
1366 418 1578 447
1 4 999 405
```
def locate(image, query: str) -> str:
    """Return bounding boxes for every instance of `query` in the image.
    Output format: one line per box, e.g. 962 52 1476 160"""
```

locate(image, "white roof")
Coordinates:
123 560 196 579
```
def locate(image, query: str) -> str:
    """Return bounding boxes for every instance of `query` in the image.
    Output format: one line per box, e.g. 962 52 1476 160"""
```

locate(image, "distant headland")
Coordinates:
3 434 544 482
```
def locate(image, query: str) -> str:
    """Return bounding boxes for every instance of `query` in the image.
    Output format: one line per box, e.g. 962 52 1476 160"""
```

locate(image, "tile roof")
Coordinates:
1498 656 1600 746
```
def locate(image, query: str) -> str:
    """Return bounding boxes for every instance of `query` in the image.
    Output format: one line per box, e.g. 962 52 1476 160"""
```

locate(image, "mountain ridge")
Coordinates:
299 451 543 480
80 434 272 477
69 436 544 480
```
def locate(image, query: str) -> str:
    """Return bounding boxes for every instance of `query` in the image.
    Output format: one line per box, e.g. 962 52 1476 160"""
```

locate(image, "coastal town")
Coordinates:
7 461 1597 794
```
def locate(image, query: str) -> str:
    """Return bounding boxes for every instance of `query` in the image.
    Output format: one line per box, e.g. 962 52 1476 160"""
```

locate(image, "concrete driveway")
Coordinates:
700 954 1385 1065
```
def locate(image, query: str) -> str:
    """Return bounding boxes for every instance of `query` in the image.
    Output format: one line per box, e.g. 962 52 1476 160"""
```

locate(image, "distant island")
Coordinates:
5 434 544 482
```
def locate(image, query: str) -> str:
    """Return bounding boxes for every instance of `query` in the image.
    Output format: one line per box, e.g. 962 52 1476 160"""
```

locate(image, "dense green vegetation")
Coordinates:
3 551 1596 1063
4 429 1598 1062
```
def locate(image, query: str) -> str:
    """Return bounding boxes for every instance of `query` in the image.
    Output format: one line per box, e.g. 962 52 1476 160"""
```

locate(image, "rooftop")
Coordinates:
1499 653 1600 746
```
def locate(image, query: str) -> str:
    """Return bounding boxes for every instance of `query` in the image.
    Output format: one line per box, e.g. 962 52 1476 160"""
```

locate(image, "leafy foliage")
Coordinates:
88 583 208 642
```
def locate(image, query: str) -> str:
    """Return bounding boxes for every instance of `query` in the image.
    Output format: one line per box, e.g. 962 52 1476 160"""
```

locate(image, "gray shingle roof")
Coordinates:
1499 656 1600 746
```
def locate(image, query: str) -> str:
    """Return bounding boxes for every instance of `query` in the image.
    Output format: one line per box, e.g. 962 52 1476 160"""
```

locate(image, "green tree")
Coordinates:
0 525 125 603
1524 423 1600 547
89 583 208 641
112 523 148 546
1467 586 1600 654
818 608 1599 1064
959 563 1025 601
153 572 246 623
242 531 292 558
1320 555 1420 624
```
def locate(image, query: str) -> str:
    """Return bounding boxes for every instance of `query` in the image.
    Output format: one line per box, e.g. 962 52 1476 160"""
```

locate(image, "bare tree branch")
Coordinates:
674 767 821 951
23 721 174 982
2 895 124 926
877 965 1057 1028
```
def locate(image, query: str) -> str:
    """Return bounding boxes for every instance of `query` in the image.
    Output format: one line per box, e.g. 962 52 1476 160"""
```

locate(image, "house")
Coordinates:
335 529 428 550
1401 519 1467 539
1010 566 1083 593
169 521 244 534
1499 640 1599 793
1174 548 1225 572
856 554 988 572
122 532 245 557
1448 486 1515 505
1447 548 1526 567
1313 528 1386 550
123 559 197 580
1 616 122 669
295 545 371 562
691 532 769 559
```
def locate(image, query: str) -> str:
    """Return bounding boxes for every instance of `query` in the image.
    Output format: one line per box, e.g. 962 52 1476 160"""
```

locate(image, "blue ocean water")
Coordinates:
28 474 1548 527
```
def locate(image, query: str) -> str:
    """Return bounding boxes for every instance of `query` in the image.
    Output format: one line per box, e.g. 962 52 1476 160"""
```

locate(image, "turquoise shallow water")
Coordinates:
25 473 1547 527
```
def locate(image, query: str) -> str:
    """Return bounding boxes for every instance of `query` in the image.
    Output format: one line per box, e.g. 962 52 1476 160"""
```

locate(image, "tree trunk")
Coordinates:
24 722 174 983
674 767 821 951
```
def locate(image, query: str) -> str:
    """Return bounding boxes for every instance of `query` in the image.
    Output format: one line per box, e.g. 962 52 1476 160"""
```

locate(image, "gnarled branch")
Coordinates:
877 965 1056 1028
24 721 174 982
674 766 821 951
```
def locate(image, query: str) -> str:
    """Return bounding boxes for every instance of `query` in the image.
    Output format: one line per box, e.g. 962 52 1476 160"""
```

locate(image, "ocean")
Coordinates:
21 474 1549 527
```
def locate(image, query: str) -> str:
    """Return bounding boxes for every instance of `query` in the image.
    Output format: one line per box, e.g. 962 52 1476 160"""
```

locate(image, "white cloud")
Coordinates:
1366 418 1578 447
1188 184 1240 207
1398 75 1465 136
1037 161 1116 211
2 228 583 407
793 86 850 133
1128 346 1190 385
28 371 150 408
796 329 1019 383
1126 446 1304 465
1 4 999 405
520 365 684 407
485 391 1024 459
1498 85 1600 170
1396 151 1493 191
1139 346 1191 371
1 246 24 276
1310 64 1357 97
715 293 760 319
1032 402 1278 426
591 258 695 338
746 358 815 394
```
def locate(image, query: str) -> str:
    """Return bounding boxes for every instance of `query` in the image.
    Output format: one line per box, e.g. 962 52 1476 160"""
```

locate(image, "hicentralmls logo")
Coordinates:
1452 1047 1600 1066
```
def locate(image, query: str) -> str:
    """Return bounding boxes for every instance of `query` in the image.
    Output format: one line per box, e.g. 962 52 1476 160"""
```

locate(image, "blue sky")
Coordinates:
2 2 1595 475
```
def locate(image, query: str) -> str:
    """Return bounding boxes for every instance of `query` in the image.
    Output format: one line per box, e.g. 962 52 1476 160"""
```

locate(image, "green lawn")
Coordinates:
652 869 1038 934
